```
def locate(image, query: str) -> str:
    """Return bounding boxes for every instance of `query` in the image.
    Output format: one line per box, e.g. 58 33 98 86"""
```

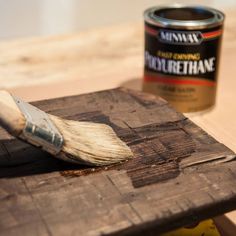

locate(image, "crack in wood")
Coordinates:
106 175 122 196
127 203 143 223
181 154 236 169
0 142 12 162
21 178 52 236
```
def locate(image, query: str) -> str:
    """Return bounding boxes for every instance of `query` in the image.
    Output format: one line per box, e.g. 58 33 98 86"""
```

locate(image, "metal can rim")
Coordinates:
144 5 225 30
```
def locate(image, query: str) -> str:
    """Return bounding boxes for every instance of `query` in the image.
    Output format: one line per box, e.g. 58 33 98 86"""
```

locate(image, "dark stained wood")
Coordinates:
0 88 236 236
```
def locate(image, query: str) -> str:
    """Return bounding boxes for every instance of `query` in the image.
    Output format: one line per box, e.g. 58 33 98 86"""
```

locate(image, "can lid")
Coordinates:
144 5 225 30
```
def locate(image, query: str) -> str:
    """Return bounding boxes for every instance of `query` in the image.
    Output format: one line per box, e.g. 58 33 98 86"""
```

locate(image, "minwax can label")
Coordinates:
143 6 225 113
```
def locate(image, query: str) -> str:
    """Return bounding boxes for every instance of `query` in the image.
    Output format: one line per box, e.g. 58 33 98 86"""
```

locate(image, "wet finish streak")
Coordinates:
61 111 196 188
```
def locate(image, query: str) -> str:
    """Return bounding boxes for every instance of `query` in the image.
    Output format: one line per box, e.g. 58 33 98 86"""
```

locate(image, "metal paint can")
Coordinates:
143 5 225 113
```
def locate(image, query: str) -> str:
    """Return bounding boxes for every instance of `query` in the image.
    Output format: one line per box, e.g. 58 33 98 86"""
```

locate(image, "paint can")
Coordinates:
143 5 225 113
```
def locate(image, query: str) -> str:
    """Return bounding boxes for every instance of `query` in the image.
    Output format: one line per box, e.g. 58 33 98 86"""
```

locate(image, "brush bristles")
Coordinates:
49 115 133 166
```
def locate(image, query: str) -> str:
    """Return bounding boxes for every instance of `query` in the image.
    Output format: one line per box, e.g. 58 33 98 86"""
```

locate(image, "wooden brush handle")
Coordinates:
0 91 26 136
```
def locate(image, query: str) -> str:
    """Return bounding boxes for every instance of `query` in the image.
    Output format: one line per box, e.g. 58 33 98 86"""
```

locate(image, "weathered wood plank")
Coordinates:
0 88 236 236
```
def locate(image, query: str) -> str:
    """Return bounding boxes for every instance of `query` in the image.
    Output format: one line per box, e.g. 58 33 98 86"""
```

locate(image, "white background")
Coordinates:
0 0 235 40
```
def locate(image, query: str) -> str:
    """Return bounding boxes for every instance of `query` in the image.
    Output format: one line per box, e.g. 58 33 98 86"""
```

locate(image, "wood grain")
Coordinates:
0 7 236 234
0 88 236 236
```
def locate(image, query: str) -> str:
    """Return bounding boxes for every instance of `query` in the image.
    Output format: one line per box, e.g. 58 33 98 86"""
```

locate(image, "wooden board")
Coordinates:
0 88 236 236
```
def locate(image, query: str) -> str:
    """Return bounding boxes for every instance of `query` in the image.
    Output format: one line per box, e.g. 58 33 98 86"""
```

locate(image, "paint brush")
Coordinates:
0 91 133 166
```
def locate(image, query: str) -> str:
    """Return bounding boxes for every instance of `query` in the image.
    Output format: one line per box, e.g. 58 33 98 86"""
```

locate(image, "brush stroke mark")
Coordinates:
60 111 196 188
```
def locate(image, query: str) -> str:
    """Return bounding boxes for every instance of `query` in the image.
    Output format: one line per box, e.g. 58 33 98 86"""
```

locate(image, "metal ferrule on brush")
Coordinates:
13 96 64 155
